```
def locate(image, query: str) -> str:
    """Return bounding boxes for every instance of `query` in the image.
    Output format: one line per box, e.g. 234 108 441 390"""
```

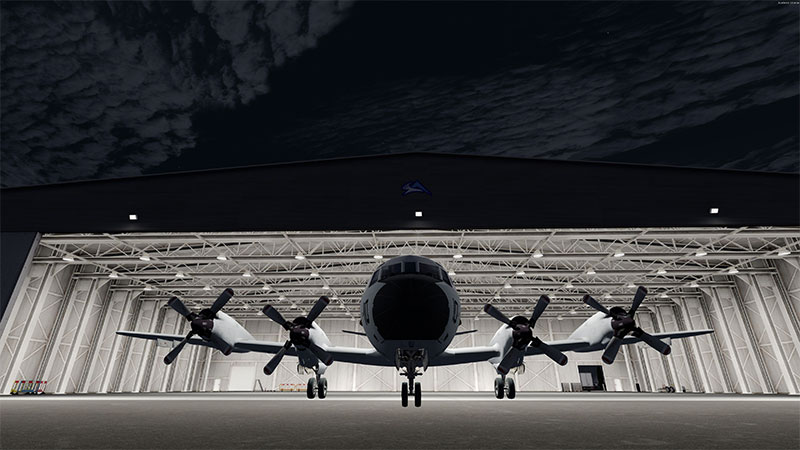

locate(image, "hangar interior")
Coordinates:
2 227 799 396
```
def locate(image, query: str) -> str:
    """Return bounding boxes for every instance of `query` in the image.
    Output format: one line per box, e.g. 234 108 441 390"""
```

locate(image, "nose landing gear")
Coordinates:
396 348 427 407
494 375 516 399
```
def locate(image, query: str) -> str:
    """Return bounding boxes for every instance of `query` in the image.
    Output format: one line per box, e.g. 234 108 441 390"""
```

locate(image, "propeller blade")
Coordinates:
209 288 234 314
601 336 624 364
306 296 330 323
262 305 290 329
263 341 292 375
497 347 524 375
529 295 550 327
483 304 512 325
537 341 568 366
308 342 334 366
638 330 671 355
167 297 193 320
628 286 648 316
583 295 611 316
164 332 194 365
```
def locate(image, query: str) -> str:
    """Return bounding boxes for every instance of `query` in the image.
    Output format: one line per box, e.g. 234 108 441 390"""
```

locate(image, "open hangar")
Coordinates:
1 153 799 449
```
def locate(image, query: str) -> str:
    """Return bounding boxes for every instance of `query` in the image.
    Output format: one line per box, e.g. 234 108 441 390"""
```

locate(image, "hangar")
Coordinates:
1 153 799 448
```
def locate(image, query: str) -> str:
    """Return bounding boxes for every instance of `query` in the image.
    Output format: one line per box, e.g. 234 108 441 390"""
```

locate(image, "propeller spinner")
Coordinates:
261 296 333 375
164 288 234 365
583 286 671 364
484 295 568 374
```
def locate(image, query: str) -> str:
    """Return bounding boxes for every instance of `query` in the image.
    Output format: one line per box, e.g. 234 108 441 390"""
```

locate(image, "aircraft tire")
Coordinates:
318 377 328 399
505 377 516 399
414 382 422 407
401 382 409 407
494 377 505 399
307 377 317 399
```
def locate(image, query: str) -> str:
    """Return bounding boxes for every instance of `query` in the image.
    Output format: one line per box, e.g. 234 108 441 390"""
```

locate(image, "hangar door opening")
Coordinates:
1 228 799 394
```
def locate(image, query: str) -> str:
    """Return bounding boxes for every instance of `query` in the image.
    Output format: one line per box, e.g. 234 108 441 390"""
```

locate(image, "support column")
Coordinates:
471 323 480 391
200 347 213 392
698 296 733 393
677 298 712 393
133 303 161 392
547 320 561 390
748 275 799 394
161 317 184 392
622 346 636 391
729 284 772 392
2 264 56 394
35 276 78 383
56 278 105 394
708 287 751 393
99 292 134 393
78 286 114 393
654 307 681 391
640 345 657 391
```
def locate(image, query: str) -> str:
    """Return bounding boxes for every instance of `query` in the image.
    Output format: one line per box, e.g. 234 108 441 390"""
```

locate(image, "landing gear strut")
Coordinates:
495 375 516 399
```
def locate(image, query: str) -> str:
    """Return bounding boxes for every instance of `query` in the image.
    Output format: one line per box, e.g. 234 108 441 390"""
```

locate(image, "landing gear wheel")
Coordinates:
307 377 317 399
401 382 409 407
318 377 328 399
505 377 516 399
414 382 422 407
494 376 505 399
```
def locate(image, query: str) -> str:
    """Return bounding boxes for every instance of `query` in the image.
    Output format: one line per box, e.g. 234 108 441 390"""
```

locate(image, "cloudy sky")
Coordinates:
1 1 797 188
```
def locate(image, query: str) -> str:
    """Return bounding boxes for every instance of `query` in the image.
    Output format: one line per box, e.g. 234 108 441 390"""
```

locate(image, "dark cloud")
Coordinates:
0 0 352 187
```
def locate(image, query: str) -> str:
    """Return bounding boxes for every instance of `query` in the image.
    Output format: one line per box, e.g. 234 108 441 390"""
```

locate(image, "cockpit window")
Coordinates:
403 261 417 273
381 263 402 280
419 263 442 282
369 270 380 287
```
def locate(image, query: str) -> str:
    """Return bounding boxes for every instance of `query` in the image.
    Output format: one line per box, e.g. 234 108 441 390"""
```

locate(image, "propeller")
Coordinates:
163 288 234 365
261 296 333 375
582 286 671 364
484 295 568 374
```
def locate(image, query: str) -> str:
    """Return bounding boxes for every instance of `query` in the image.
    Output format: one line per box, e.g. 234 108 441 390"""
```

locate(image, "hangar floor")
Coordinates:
1 392 798 449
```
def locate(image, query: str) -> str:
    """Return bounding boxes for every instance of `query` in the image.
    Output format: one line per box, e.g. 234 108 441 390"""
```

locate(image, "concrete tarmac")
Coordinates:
1 392 798 449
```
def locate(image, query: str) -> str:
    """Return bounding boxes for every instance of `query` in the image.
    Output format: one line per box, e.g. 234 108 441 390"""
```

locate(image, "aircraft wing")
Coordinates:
524 338 593 356
622 329 714 345
234 340 394 367
115 330 243 351
428 346 501 366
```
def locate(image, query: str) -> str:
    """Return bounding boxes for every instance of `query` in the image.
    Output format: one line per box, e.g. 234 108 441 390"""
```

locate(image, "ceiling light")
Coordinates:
557 315 564 321
290 303 297 309
474 316 480 321
569 309 577 315
175 272 185 278
695 250 707 257
143 285 153 291
310 271 319 277
109 272 120 278
323 284 330 290
242 271 252 277
62 255 75 262
278 295 286 301
139 254 151 261
727 268 739 275
586 269 596 275
709 207 719 214
516 270 526 276
128 214 138 221
657 269 667 275
778 249 791 256
564 283 574 289
262 284 271 291
242 304 250 310
332 296 339 300
415 211 423 217
689 282 699 288
453 253 463 259
203 285 212 291
503 282 512 289
603 293 611 299
494 294 501 299
626 282 636 288
216 255 228 261
532 251 543 259
659 293 668 298
448 270 456 276
613 251 625 258
373 255 383 259
294 254 306 260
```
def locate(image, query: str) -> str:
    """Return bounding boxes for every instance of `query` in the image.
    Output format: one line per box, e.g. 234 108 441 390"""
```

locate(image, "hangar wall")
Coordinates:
2 253 799 395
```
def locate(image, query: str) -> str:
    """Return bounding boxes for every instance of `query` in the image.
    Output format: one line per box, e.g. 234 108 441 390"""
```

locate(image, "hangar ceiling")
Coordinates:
36 227 800 319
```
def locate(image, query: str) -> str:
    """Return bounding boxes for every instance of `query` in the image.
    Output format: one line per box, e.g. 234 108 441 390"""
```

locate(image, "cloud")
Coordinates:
0 0 352 187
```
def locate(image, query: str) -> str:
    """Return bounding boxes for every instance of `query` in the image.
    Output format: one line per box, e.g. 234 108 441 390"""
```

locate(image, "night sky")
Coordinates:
1 1 798 188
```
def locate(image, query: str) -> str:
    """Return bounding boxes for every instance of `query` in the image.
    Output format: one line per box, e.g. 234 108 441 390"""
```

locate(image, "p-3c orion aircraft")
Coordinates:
118 255 713 407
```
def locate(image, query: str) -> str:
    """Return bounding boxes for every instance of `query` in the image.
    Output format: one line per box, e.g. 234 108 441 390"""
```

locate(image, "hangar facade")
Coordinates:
1 154 798 396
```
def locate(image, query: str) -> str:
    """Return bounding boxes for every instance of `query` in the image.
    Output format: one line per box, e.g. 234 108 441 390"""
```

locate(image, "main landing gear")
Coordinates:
494 375 516 399
306 373 328 399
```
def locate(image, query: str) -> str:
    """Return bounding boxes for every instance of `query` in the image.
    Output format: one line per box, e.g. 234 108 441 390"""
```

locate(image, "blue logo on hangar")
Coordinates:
402 180 432 196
